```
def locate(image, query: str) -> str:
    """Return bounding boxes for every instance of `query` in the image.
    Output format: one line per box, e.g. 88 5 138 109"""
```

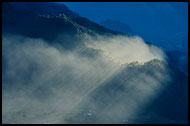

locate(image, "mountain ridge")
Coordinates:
2 2 188 124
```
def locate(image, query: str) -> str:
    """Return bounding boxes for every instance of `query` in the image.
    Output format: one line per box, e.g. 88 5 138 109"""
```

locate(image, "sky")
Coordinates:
62 2 188 52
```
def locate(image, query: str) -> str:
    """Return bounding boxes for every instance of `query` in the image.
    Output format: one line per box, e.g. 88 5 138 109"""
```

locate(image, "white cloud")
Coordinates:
2 34 170 124
85 35 166 65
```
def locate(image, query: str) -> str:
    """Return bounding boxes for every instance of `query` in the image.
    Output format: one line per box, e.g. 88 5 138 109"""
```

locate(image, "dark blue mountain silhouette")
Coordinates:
2 2 188 124
7 2 80 18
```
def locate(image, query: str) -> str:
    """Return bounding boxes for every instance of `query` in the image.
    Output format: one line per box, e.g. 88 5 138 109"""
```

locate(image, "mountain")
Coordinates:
7 2 80 18
73 17 123 36
64 60 188 124
2 2 188 124
2 2 96 49
166 50 188 75
100 20 133 35
2 2 122 49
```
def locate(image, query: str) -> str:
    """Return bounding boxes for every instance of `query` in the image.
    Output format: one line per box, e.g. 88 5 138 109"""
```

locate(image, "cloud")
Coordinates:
85 35 166 65
2 34 121 123
65 59 172 124
2 34 170 124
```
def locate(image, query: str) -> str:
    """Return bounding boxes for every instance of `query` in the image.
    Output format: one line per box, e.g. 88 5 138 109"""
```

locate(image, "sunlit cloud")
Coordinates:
2 34 171 124
85 35 166 65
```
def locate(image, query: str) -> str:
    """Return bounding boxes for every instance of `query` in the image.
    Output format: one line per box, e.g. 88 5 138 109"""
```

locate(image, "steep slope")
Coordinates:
100 20 133 35
7 2 80 18
166 50 188 75
65 60 188 124
73 17 123 36
2 2 122 49
2 2 96 49
2 2 188 124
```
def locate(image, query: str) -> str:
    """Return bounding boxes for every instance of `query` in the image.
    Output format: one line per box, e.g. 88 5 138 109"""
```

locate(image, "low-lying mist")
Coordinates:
2 33 171 124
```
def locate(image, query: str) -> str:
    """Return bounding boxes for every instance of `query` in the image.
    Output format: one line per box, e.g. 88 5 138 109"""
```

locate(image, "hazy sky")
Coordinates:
62 2 188 52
